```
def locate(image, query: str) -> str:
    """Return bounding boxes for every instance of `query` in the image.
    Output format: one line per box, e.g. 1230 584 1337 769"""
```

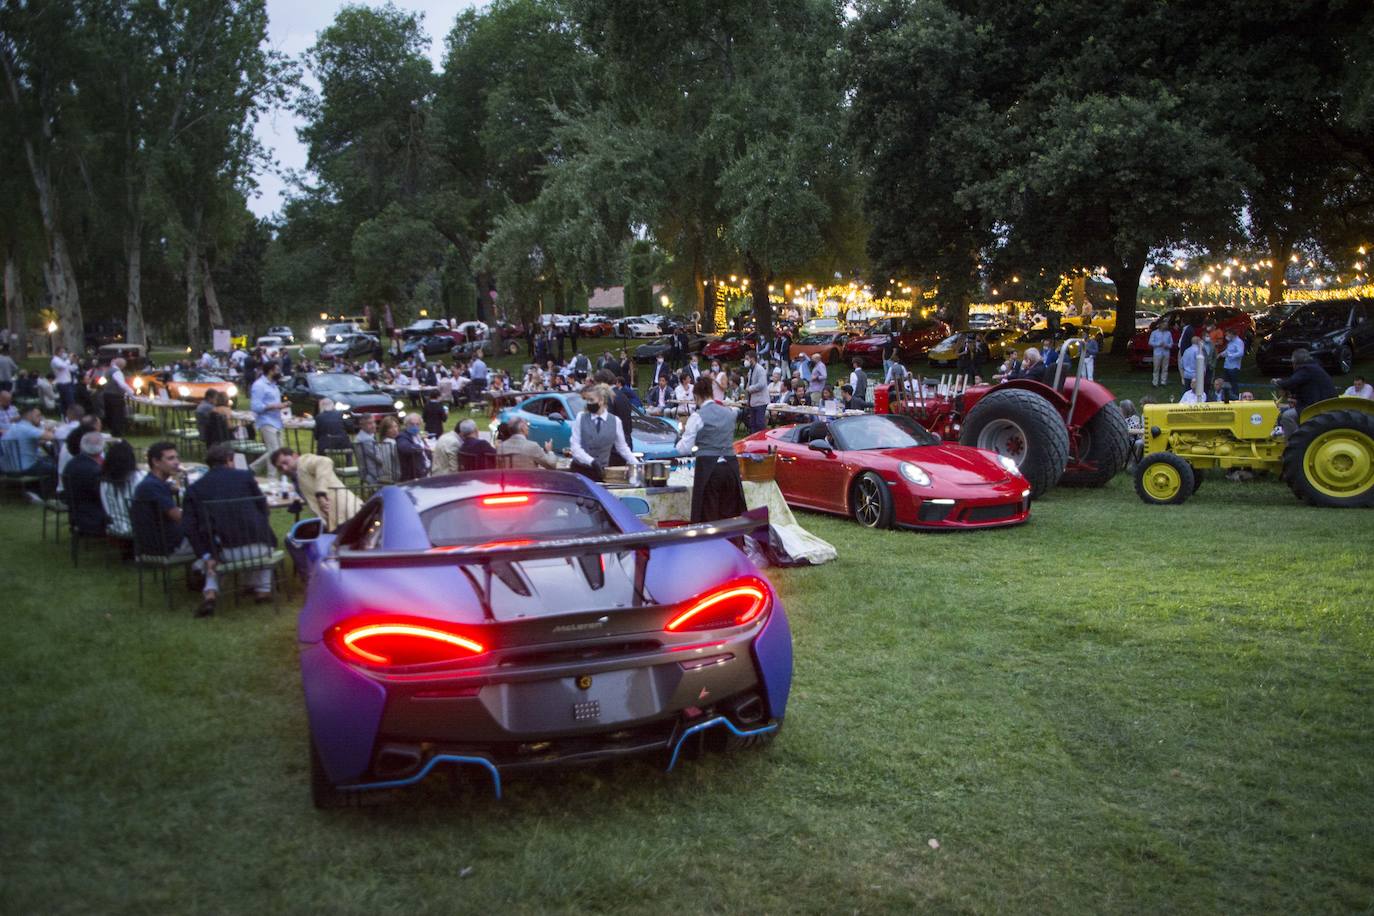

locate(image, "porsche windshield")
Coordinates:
422 493 619 547
830 415 939 450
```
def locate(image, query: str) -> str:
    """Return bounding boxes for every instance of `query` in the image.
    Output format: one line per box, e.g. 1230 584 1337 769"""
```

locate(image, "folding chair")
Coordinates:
198 495 285 610
131 496 196 609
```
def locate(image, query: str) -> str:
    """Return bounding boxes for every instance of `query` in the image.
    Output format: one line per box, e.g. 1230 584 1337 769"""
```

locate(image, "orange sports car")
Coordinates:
788 331 852 364
140 367 240 403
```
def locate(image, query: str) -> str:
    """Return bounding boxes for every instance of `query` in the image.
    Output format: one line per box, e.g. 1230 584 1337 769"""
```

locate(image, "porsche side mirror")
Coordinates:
809 438 834 453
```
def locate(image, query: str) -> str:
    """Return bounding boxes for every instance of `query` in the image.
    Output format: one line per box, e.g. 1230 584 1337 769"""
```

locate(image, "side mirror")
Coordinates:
808 438 834 453
549 412 566 423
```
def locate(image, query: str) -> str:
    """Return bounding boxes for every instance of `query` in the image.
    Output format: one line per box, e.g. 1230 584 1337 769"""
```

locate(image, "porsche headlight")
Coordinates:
334 401 350 412
394 399 405 411
899 461 931 487
132 376 144 390
177 385 191 397
226 384 238 398
996 454 1022 476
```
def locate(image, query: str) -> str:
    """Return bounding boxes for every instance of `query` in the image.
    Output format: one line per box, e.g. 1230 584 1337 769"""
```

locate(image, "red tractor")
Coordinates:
873 340 1130 498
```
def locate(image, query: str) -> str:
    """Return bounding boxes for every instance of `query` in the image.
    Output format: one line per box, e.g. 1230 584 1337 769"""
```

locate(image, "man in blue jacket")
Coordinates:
184 443 278 615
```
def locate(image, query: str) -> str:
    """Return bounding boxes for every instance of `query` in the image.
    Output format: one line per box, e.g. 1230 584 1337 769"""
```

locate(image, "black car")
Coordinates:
319 332 382 360
266 325 296 345
633 333 709 363
1252 302 1302 339
1255 298 1374 375
283 372 404 422
401 334 457 357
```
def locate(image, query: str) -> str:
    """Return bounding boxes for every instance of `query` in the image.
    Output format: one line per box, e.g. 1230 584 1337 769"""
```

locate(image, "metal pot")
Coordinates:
642 460 671 487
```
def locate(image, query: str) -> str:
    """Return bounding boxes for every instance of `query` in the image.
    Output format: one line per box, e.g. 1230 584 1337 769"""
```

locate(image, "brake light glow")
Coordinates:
481 494 531 507
665 578 771 632
330 622 486 667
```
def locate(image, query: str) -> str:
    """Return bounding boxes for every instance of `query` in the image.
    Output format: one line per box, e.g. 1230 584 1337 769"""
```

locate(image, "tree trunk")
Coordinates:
124 223 146 348
185 247 201 347
201 255 224 328
4 243 28 357
1266 237 1292 304
692 252 709 333
1106 255 1145 352
746 254 772 340
52 232 84 353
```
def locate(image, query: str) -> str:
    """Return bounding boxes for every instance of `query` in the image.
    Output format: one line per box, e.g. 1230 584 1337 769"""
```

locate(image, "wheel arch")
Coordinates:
1299 396 1374 426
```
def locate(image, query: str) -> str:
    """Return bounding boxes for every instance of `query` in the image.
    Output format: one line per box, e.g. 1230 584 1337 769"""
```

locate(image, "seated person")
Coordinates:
457 418 498 470
313 398 350 452
183 443 279 613
63 431 107 536
1 405 56 479
645 375 674 415
497 417 557 470
394 413 431 480
100 438 145 538
131 442 217 616
840 384 866 411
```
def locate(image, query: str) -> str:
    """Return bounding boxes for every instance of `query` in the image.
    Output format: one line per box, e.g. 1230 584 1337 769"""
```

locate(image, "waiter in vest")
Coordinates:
676 376 746 523
569 382 638 481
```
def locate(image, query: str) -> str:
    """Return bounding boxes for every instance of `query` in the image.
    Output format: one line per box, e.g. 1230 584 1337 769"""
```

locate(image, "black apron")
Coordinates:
690 454 745 524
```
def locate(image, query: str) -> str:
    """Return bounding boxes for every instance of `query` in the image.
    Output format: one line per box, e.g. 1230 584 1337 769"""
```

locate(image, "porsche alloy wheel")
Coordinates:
851 472 894 529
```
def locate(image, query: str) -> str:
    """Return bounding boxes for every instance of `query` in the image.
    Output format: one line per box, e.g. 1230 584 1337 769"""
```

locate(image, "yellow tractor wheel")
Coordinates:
1134 452 1196 505
1283 409 1374 507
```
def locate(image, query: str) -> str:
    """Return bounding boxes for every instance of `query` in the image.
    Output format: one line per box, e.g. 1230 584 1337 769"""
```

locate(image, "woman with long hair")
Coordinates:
99 439 146 538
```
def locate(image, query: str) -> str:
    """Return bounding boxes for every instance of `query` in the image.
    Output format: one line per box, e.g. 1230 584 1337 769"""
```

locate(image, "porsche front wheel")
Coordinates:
851 472 894 529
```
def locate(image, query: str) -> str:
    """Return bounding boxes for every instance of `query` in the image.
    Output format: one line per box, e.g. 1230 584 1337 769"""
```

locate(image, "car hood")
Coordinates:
847 336 888 348
863 444 1016 487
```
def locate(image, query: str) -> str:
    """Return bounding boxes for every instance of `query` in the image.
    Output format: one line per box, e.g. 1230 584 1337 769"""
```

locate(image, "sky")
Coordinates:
249 0 481 220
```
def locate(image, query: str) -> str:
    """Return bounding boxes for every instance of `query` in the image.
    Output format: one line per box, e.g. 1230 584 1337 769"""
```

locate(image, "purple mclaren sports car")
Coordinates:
286 469 793 807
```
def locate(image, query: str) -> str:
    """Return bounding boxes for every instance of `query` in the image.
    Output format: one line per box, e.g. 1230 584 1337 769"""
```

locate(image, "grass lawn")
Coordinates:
3 439 1372 912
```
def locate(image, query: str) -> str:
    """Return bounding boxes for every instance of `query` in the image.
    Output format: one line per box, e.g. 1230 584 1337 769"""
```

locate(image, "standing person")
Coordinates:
595 368 635 466
422 389 448 437
103 357 136 437
848 358 868 404
1148 322 1173 387
467 349 489 399
808 355 826 397
270 448 361 531
0 347 18 392
50 347 77 412
555 324 566 363
1179 335 1203 396
743 351 769 434
568 383 638 480
1081 333 1099 381
569 316 580 354
675 376 746 524
525 322 536 358
1221 329 1244 393
249 361 287 477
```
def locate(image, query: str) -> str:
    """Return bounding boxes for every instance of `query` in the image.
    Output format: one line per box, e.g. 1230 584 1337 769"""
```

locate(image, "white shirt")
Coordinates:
50 354 74 385
675 408 705 455
110 366 135 395
1343 382 1374 400
569 409 637 466
1179 389 1204 404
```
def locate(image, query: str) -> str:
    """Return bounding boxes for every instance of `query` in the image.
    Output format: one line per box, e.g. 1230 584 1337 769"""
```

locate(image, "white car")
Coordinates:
455 319 490 339
1135 310 1162 330
623 319 662 337
255 335 285 356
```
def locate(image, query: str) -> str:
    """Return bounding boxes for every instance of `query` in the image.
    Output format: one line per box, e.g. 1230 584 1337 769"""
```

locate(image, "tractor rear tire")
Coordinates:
1061 402 1131 487
1134 453 1196 505
1282 409 1374 507
960 388 1070 499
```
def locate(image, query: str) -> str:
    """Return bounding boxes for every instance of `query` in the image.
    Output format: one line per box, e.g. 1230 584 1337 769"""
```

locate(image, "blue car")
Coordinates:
287 470 792 807
497 391 681 460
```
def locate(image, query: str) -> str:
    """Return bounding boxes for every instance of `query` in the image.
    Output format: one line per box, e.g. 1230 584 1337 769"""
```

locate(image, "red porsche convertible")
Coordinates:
736 414 1031 530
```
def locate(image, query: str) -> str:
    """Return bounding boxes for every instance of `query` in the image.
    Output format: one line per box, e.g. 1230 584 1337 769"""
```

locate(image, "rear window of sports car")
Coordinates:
421 493 620 548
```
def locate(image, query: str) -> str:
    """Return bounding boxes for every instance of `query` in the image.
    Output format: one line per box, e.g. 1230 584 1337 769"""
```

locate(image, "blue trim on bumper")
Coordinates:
338 754 503 799
665 717 779 772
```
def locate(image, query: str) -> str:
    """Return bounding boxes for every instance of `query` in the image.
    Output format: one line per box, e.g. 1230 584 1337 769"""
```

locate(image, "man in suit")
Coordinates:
595 368 635 466
498 418 558 469
63 431 107 535
743 351 769 433
313 398 350 453
271 447 362 532
645 375 674 415
184 443 278 615
456 418 497 469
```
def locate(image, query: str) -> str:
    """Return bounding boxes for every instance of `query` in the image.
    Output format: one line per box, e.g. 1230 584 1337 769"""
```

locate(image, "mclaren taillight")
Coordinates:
665 577 771 632
328 622 486 667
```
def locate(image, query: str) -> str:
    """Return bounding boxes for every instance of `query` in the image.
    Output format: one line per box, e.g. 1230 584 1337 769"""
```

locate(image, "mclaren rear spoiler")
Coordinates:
335 507 769 570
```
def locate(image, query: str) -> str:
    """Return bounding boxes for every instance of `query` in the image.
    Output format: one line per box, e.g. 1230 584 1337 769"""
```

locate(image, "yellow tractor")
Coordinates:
1135 397 1374 507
